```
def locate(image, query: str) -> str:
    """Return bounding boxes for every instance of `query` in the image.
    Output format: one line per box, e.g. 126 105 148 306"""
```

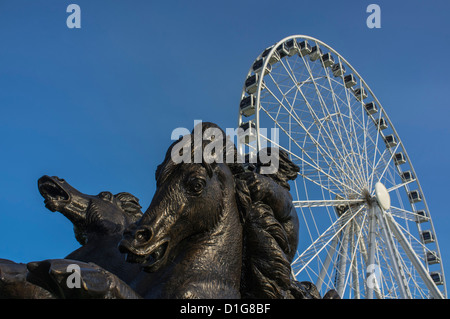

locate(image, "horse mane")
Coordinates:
239 200 293 298
237 148 302 298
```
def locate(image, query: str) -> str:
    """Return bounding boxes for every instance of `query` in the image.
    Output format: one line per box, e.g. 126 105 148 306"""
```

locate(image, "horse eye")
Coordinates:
187 178 205 195
193 182 203 191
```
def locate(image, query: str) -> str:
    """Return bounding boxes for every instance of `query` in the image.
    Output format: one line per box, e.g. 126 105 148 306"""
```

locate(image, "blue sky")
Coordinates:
1 0 449 292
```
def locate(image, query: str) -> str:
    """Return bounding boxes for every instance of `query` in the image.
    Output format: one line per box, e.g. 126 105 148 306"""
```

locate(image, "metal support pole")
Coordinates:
385 211 444 299
350 222 360 299
366 205 378 299
316 235 339 292
336 224 350 297
375 205 412 298
354 213 382 299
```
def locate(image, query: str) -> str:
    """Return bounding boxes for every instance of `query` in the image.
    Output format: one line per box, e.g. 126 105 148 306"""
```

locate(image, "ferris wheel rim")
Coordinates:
237 35 447 299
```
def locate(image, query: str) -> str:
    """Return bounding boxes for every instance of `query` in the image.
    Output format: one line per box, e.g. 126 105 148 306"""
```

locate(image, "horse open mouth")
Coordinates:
123 241 169 272
38 176 70 211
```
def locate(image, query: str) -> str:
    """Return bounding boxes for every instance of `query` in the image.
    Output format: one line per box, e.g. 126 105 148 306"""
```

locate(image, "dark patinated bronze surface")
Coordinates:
0 122 339 299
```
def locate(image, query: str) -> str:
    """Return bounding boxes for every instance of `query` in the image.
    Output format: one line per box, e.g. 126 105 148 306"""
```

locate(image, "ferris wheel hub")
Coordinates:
374 182 391 210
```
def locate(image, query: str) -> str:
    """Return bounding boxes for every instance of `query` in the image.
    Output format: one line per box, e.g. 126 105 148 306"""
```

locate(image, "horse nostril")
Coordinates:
135 228 152 243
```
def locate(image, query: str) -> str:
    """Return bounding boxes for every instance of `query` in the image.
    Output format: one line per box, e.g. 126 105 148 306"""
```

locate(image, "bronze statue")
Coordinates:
119 122 245 298
0 122 339 299
1 176 143 298
37 175 143 283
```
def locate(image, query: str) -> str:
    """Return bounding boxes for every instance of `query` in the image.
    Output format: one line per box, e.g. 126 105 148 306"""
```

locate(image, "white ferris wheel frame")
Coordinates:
237 34 446 299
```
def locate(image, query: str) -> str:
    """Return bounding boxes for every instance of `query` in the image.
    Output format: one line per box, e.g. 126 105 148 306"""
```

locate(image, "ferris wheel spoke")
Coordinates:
386 178 416 193
363 104 387 185
320 61 371 187
296 172 320 244
390 213 433 257
259 132 348 196
389 206 424 223
276 56 367 187
315 235 339 291
278 97 366 192
381 164 407 203
368 111 384 189
293 199 365 208
347 217 368 298
332 62 370 184
296 56 368 188
349 223 361 298
336 219 365 298
292 206 364 276
375 235 401 298
369 142 401 191
353 213 384 299
316 56 372 186
359 86 371 187
384 210 444 299
374 205 412 298
259 102 361 195
335 222 351 297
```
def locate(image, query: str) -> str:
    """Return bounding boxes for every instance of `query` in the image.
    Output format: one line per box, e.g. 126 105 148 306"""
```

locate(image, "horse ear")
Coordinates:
115 192 143 216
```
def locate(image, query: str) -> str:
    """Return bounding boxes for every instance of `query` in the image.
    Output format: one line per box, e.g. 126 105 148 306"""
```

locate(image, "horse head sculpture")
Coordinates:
119 122 246 298
37 175 143 283
0 177 144 299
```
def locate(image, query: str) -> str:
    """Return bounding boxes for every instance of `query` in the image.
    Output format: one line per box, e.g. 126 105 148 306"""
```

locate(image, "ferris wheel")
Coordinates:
237 35 446 299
